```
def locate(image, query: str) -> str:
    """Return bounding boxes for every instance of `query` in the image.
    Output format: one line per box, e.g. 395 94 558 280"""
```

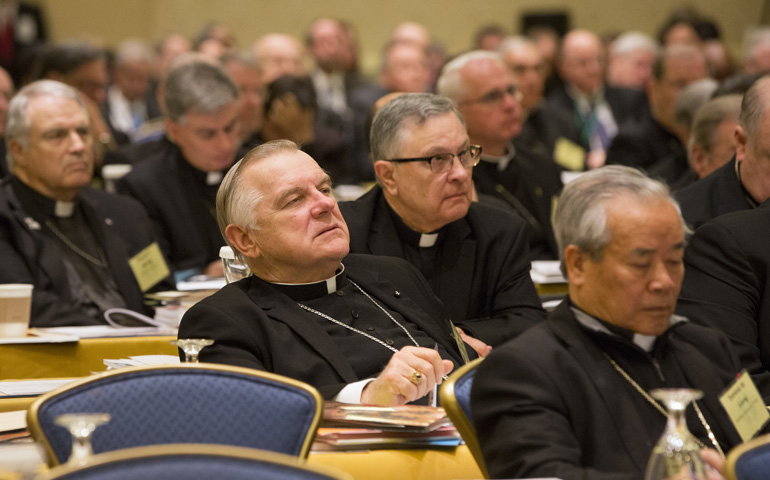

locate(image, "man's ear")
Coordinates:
564 244 587 287
165 118 179 143
689 144 708 179
734 124 748 162
8 139 25 171
374 160 397 195
225 224 259 260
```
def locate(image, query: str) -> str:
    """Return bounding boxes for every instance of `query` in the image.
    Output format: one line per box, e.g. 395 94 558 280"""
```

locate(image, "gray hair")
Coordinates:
688 94 742 158
436 50 503 101
369 93 464 161
739 75 770 140
553 166 689 276
114 39 155 66
611 31 659 57
220 50 262 72
217 140 301 246
5 80 89 170
163 58 239 122
498 35 537 55
674 78 718 128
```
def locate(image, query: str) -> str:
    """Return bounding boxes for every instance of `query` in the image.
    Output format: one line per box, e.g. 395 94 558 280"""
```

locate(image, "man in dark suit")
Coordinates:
675 76 770 230
0 80 172 326
340 93 544 352
179 140 473 404
606 44 710 185
544 29 647 169
473 166 758 480
677 199 770 385
437 51 563 259
118 58 242 281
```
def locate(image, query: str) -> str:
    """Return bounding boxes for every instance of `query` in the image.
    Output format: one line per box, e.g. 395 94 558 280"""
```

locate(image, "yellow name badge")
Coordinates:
128 242 171 292
719 370 770 442
554 137 586 171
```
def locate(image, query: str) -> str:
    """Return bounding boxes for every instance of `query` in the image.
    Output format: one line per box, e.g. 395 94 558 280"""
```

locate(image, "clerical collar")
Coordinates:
269 264 349 301
11 176 80 221
206 171 223 186
480 142 516 172
387 202 443 248
570 302 687 352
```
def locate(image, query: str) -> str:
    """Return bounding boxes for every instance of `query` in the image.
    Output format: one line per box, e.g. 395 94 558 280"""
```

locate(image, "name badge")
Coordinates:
554 137 586 171
718 369 770 442
128 242 171 292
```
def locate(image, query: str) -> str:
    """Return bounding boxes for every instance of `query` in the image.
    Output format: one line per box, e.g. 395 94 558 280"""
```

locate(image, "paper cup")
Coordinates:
0 284 33 337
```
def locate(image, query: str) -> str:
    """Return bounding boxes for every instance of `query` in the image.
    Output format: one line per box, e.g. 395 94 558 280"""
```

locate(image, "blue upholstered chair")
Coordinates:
28 364 323 466
439 357 487 479
41 444 352 480
726 433 770 480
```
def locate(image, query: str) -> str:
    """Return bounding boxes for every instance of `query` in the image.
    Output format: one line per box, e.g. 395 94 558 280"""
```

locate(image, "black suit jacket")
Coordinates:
677 199 770 381
0 177 171 326
675 157 753 230
606 114 690 186
473 300 747 480
178 254 471 399
472 141 563 259
543 85 648 151
117 143 226 273
339 186 545 347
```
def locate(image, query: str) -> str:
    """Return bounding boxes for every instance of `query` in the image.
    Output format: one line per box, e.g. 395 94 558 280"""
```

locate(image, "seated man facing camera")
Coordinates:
472 166 768 480
178 140 475 405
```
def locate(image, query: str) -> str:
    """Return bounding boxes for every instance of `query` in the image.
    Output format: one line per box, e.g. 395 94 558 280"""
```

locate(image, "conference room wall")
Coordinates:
39 0 765 78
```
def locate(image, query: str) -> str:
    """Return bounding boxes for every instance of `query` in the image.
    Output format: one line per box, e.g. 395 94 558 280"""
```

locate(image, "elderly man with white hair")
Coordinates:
606 31 660 90
0 80 172 326
473 165 768 480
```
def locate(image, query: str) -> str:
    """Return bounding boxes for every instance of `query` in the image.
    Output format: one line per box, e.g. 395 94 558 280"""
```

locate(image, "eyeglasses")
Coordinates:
385 145 482 174
459 85 523 107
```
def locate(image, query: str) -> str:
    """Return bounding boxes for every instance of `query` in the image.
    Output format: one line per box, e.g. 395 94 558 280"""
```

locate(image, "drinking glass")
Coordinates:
170 338 214 363
644 388 708 480
219 246 251 284
54 413 110 466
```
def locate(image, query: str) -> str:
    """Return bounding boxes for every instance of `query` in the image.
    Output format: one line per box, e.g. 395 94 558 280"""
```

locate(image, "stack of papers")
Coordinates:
103 354 180 369
32 326 176 338
0 378 80 397
314 402 461 451
530 261 568 284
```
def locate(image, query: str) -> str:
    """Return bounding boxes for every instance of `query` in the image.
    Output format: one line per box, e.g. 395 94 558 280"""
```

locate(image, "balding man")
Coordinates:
179 140 475 404
607 44 710 185
340 93 545 350
0 80 171 326
676 76 770 229
545 30 646 169
743 27 770 75
379 42 430 94
252 33 305 84
437 51 563 259
687 94 741 180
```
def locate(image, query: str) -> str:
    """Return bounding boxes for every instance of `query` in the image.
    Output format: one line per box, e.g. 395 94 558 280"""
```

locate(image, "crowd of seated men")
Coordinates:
4 4 770 479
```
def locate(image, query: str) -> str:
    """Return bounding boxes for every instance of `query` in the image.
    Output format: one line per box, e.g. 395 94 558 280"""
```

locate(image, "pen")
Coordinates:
428 343 439 408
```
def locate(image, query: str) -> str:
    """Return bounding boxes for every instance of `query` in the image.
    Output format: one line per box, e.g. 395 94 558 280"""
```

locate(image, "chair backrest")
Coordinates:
41 443 353 480
28 364 323 465
726 433 770 480
439 357 487 479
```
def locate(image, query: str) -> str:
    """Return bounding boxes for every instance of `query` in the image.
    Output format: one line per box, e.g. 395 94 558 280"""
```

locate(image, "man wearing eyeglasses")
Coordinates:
339 93 545 353
437 51 563 260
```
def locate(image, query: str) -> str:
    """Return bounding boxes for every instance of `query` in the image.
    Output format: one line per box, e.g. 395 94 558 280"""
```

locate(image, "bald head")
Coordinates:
391 22 430 49
253 33 305 83
559 30 604 95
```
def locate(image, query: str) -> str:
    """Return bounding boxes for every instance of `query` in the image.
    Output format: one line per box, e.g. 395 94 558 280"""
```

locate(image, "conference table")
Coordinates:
0 333 485 479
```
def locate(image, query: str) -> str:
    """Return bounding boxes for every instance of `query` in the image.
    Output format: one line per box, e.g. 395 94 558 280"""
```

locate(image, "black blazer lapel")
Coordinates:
248 279 359 383
549 302 652 472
